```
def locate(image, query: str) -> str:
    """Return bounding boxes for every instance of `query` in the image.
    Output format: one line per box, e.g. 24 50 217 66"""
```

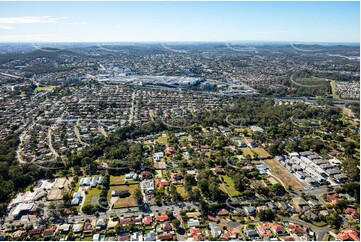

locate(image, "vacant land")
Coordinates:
155 135 168 144
240 148 254 158
110 175 138 185
264 159 305 190
35 85 59 91
110 175 125 185
330 80 340 99
219 175 241 197
108 184 138 209
252 148 271 158
155 170 164 179
47 177 72 200
175 185 187 199
84 187 102 206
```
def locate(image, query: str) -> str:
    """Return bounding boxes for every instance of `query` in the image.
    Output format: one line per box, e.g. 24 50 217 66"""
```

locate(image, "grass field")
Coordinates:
312 221 328 227
110 175 138 185
155 135 168 144
219 175 241 197
240 148 254 158
155 169 164 179
179 136 188 142
264 159 305 190
110 175 125 185
108 184 138 209
252 148 271 158
175 185 187 199
330 80 340 99
19 91 26 97
35 85 59 91
84 187 102 206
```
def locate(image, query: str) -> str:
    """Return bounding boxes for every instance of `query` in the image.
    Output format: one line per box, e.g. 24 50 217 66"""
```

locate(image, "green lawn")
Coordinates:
312 221 328 227
179 136 188 142
82 236 93 241
330 80 340 99
155 169 164 179
110 175 125 185
155 135 168 144
19 91 26 97
110 175 138 185
175 185 187 199
84 187 102 206
219 175 241 197
240 148 254 158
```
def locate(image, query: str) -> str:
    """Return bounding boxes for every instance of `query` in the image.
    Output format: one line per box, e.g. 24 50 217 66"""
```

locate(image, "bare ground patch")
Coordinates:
264 159 305 190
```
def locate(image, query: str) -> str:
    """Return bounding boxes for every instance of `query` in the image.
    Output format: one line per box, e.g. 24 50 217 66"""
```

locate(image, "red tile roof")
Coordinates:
288 224 306 235
83 222 93 232
143 216 153 226
155 214 169 222
155 179 170 188
119 218 132 226
207 215 219 222
193 234 204 241
337 229 360 241
158 233 173 241
345 207 359 218
28 227 43 236
43 226 57 236
327 193 339 205
217 208 229 216
190 227 202 236
281 236 295 241
117 234 130 241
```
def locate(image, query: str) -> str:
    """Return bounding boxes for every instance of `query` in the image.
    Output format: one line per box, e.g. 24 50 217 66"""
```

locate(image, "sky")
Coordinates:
0 1 359 43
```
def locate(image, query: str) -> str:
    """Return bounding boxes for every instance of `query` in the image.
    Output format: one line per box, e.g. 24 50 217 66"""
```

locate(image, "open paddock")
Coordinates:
108 184 139 209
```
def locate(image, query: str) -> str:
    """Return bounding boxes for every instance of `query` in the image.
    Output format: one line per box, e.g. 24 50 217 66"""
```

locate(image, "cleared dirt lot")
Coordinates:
47 177 72 200
264 159 305 190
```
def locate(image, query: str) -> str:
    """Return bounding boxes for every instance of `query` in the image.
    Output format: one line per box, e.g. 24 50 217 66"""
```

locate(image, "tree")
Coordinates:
82 204 94 214
233 172 245 192
258 209 275 221
191 188 201 202
134 188 143 205
62 192 72 204
172 219 181 229
270 184 286 196
199 200 208 217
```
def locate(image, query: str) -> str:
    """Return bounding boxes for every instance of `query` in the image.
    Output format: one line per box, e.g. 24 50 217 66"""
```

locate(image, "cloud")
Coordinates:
67 22 86 26
0 25 15 30
0 16 67 24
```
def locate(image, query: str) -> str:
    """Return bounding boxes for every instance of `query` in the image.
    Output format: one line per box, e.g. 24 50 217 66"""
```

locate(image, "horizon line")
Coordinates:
0 40 360 45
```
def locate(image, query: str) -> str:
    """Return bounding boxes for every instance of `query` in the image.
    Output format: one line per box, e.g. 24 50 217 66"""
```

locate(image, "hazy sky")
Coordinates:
0 1 359 42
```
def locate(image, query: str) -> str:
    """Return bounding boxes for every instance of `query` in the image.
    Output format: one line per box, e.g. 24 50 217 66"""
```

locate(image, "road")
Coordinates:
74 119 89 147
97 122 108 137
48 127 59 158
16 131 27 164
16 117 40 164
128 91 136 125
2 201 198 228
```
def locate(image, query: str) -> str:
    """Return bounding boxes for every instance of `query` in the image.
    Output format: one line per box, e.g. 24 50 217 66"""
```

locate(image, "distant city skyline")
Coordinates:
0 1 359 43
